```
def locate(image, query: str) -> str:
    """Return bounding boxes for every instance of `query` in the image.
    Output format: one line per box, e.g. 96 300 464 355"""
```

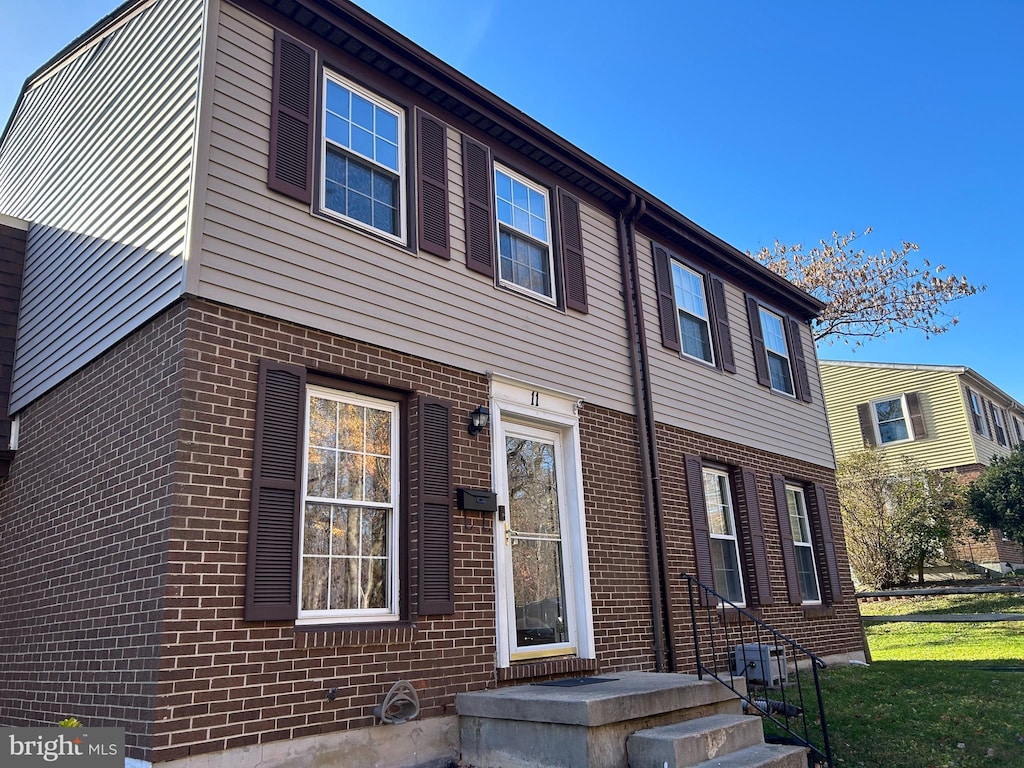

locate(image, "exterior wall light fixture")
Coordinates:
468 406 490 435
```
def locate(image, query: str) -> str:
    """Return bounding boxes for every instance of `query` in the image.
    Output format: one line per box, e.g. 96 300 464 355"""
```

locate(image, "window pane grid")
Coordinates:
703 469 744 604
495 166 554 300
874 397 910 443
325 80 400 172
496 169 549 243
786 486 821 603
322 75 403 238
301 390 398 618
672 262 714 364
760 308 793 394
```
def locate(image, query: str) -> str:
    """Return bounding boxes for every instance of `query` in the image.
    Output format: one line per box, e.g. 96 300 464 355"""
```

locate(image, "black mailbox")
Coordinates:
457 487 498 512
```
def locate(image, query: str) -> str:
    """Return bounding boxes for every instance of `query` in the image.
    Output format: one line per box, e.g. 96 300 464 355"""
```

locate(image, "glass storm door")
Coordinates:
499 423 575 659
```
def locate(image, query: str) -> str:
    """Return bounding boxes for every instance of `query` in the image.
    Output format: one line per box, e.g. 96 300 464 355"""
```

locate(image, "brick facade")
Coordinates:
658 423 863 661
0 300 186 756
0 298 865 762
950 464 1024 568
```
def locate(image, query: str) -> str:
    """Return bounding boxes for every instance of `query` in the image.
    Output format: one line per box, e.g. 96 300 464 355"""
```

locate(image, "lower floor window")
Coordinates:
786 484 821 604
299 387 400 621
703 468 744 605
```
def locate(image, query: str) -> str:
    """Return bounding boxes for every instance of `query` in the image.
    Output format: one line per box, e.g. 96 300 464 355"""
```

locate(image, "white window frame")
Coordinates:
702 468 744 606
871 394 913 445
320 70 407 243
1013 415 1024 444
671 261 716 366
969 390 989 437
493 164 556 305
297 386 401 625
758 307 795 396
786 484 822 605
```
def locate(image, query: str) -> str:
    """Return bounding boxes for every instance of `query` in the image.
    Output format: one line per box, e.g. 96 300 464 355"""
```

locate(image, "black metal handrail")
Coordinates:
679 573 834 768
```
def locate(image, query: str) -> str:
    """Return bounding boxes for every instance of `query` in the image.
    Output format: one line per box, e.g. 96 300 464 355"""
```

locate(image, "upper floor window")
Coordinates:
758 308 794 396
494 165 555 303
872 396 911 444
672 262 715 365
299 386 401 623
785 485 821 605
322 74 405 240
857 391 926 448
702 468 744 604
1014 415 1024 444
992 406 1008 446
968 389 989 437
652 244 736 373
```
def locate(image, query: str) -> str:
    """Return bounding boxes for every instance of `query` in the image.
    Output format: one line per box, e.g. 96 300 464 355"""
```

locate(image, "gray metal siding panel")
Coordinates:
0 0 203 411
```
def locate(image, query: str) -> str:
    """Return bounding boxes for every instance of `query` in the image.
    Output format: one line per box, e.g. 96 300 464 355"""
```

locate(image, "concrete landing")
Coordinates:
457 671 745 768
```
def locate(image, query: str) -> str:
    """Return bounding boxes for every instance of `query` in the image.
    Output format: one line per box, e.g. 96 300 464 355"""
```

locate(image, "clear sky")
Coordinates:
2 0 1022 400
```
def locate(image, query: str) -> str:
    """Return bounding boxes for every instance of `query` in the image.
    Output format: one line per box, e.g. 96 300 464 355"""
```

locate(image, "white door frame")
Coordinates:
489 374 594 668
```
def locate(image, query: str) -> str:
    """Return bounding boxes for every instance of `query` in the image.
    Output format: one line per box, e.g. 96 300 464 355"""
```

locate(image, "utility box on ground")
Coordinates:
731 643 787 687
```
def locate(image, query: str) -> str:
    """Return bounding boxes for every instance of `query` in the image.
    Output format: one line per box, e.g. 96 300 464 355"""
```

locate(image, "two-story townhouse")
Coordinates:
820 360 1024 573
0 1 865 766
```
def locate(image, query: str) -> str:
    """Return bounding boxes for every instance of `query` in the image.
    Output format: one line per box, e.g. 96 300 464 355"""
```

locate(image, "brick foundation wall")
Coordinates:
0 302 186 757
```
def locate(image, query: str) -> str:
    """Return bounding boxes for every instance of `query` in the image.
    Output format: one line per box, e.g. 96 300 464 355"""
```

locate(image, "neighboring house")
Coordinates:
0 1 864 766
820 360 1024 572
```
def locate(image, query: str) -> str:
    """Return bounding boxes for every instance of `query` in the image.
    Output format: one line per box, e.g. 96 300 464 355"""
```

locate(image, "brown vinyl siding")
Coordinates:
640 239 836 468
195 2 635 416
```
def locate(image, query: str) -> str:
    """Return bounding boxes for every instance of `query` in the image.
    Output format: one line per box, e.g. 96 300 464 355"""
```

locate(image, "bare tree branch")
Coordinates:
750 228 984 347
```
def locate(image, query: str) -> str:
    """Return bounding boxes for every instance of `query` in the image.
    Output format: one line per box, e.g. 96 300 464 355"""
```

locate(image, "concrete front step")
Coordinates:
690 742 808 768
457 671 746 768
626 713 766 767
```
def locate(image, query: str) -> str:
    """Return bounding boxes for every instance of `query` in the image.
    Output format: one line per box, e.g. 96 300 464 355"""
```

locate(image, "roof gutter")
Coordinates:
617 193 677 672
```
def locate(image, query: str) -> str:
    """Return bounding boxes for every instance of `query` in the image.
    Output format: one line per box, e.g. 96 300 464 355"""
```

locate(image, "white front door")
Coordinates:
490 377 594 666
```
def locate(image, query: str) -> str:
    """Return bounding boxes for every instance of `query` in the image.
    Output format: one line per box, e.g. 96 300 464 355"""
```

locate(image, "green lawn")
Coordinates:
860 591 1024 617
813 594 1024 768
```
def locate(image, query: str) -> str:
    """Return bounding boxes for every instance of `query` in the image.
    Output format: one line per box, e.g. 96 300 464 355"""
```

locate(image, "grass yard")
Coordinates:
815 591 1024 768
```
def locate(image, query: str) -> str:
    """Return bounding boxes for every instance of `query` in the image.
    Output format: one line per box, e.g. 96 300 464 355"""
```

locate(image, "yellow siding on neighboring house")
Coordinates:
962 376 1022 466
820 363 977 470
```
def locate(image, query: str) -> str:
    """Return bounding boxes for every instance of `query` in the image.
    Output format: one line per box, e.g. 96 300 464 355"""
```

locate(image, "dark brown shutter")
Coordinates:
462 135 494 277
746 295 771 388
653 243 681 352
268 32 315 204
786 317 812 403
735 467 772 605
417 396 454 615
808 484 844 604
245 360 306 621
708 276 736 373
905 392 927 440
857 403 878 447
772 474 802 605
416 110 450 258
557 188 588 313
684 454 716 606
